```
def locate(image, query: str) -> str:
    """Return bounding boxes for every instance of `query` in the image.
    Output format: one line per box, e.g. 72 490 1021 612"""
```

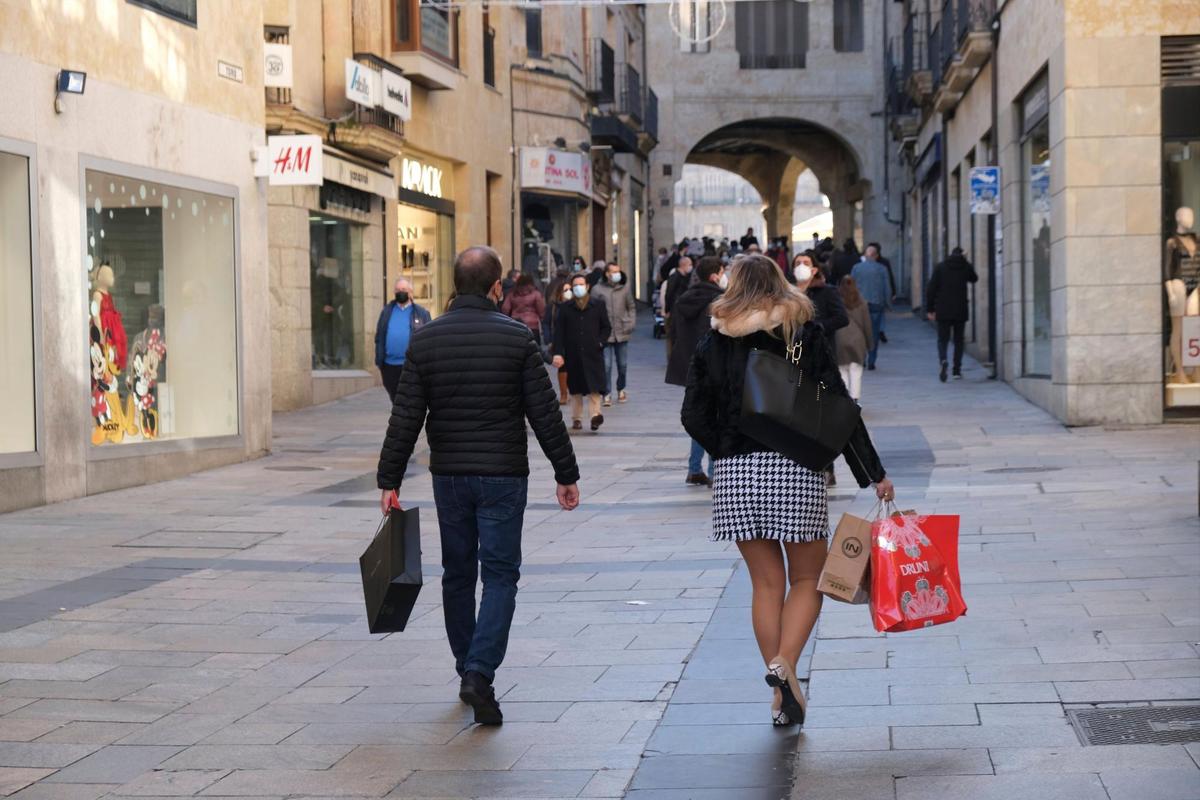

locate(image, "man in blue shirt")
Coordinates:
851 246 891 370
374 278 431 401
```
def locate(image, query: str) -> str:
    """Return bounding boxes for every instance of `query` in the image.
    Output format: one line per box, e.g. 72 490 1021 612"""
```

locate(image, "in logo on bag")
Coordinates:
900 578 952 626
875 514 931 558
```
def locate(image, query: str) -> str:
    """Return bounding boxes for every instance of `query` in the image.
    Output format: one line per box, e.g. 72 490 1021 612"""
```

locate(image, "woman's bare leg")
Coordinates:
735 539 787 666
777 539 829 670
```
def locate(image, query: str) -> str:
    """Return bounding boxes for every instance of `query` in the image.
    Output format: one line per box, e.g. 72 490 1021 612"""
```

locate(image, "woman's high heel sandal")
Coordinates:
765 660 807 727
770 688 794 727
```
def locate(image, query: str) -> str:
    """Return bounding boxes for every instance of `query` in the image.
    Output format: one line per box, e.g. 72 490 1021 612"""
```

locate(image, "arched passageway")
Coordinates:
682 117 868 245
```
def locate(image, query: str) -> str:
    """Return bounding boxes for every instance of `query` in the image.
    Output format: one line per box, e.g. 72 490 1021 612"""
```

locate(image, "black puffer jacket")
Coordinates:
665 281 722 386
377 294 579 489
926 252 978 321
806 283 848 333
681 310 886 487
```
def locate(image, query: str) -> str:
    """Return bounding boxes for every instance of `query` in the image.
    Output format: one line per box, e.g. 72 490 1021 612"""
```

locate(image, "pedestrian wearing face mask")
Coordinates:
666 256 726 486
374 277 432 402
792 253 848 333
546 279 574 404
591 262 637 406
552 275 611 431
501 274 547 343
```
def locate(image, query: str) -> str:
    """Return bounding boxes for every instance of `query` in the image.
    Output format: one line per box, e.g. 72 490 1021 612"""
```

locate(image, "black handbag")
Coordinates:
359 507 423 633
739 334 862 471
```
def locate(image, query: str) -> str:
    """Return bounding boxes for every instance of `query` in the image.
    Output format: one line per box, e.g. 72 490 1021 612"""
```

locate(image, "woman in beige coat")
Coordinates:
835 277 872 401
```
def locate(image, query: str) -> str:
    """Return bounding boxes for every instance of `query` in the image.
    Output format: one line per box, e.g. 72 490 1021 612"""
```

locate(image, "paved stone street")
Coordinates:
1 313 1198 800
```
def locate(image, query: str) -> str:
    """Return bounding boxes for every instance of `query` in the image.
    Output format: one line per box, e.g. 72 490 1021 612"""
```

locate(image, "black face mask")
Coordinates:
395 291 409 304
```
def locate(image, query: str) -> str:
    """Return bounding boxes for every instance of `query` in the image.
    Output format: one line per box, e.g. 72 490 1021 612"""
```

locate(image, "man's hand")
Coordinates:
552 355 565 369
556 483 580 511
380 489 401 516
926 312 936 322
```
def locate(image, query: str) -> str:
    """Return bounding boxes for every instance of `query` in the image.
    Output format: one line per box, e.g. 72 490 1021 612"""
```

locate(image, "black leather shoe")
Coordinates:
939 360 948 383
879 331 888 344
459 671 503 725
590 414 604 431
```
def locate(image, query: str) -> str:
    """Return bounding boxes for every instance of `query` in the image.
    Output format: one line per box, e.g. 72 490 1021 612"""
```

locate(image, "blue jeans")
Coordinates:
867 303 885 368
603 341 628 396
432 475 527 682
688 439 712 477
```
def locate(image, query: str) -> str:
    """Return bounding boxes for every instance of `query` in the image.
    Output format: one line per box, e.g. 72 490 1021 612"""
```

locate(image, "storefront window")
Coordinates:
0 150 35 455
521 196 577 283
1021 77 1052 377
398 203 455 314
309 214 363 369
1163 138 1200 404
84 169 238 446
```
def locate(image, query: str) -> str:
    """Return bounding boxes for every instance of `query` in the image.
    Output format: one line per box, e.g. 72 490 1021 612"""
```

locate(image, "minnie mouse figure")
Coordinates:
126 329 166 440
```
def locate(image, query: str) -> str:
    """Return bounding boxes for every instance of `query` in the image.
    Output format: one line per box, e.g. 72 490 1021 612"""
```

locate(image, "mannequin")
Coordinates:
1165 207 1200 384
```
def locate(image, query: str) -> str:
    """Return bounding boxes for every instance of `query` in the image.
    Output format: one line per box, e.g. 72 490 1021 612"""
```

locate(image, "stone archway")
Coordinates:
684 117 868 244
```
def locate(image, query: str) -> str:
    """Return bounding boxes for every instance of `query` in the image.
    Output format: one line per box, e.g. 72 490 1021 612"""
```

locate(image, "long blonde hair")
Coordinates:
710 253 814 343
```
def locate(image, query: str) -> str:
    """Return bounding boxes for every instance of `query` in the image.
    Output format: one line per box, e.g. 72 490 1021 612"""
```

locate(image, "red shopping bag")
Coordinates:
869 512 966 633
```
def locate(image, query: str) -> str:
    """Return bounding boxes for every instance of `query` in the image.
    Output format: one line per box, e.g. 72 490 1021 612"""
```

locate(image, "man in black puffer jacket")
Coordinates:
377 246 580 726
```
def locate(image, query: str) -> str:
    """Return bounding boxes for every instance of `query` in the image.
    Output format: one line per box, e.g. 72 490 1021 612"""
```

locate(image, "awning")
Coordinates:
323 150 394 198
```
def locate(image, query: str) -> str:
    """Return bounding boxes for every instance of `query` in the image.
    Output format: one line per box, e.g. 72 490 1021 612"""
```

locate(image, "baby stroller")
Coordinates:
652 285 666 339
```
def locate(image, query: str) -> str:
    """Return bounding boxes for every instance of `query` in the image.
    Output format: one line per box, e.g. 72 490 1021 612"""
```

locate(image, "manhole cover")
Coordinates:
984 466 1063 474
1067 705 1200 746
264 465 326 472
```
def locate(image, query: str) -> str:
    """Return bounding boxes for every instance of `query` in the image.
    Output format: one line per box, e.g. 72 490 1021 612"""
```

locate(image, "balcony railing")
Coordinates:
928 19 942 89
352 103 404 137
645 88 659 141
956 0 996 46
586 38 616 104
621 65 643 123
940 0 956 77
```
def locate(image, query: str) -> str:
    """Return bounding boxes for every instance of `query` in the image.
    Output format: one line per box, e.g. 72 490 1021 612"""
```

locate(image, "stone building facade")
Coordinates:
263 0 514 411
646 0 903 285
891 0 1200 424
511 3 657 299
0 1 271 511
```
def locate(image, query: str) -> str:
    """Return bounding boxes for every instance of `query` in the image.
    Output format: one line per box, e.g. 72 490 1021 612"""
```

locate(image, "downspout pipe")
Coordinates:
987 12 1000 379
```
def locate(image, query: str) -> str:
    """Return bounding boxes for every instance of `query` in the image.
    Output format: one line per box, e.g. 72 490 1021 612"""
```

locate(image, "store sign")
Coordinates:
1183 317 1200 368
521 147 591 196
382 70 413 121
264 43 293 88
345 58 378 107
401 157 443 198
324 153 393 198
255 135 323 186
969 166 1000 215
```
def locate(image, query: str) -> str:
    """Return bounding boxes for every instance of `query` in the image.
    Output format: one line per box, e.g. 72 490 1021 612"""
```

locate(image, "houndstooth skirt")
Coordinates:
710 451 830 543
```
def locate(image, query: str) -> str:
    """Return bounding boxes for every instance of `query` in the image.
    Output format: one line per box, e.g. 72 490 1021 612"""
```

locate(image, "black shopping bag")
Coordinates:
359 507 423 633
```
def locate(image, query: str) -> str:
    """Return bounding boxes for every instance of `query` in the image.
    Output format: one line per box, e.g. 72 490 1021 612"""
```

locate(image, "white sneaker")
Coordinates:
602 395 613 407
618 390 628 403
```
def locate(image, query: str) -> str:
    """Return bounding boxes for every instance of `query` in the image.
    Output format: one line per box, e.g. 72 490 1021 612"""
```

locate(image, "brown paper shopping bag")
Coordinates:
818 512 873 604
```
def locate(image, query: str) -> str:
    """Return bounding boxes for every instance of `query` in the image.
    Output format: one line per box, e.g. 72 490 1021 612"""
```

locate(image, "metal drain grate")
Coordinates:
1067 705 1200 746
984 466 1063 474
264 465 326 472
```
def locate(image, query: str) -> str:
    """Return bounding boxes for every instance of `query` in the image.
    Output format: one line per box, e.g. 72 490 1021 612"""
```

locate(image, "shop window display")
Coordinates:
309 214 363 369
1021 89 1052 377
0 150 35 454
397 204 454 314
1164 139 1200 403
84 170 238 445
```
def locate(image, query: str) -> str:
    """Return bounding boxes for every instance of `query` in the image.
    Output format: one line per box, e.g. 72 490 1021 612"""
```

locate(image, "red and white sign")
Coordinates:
255 135 323 186
521 147 591 196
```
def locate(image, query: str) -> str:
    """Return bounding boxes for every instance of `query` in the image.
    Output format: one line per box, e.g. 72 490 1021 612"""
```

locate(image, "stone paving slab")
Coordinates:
0 313 1197 799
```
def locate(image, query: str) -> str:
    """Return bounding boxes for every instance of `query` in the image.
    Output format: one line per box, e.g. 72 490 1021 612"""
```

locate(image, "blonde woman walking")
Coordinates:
681 254 893 727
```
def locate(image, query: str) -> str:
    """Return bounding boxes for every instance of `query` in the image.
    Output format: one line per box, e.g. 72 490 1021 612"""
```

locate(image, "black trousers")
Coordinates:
380 363 404 402
937 319 966 370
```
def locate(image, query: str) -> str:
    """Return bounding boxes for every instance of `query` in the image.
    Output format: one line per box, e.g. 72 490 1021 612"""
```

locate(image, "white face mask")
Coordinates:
571 284 588 299
562 289 572 301
794 264 814 283
717 273 729 290
608 272 623 284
